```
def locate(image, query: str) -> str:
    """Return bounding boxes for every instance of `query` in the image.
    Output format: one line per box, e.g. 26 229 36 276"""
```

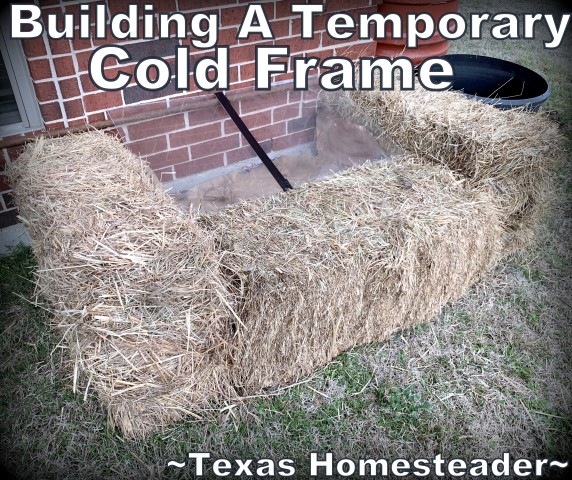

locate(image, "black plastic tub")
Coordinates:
441 54 550 110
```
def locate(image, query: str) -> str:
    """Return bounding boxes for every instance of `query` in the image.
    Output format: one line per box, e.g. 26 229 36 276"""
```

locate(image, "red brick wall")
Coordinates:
120 85 320 181
0 0 378 227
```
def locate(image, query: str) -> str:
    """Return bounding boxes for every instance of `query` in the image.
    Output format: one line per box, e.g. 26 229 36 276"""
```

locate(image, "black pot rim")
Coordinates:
441 53 550 109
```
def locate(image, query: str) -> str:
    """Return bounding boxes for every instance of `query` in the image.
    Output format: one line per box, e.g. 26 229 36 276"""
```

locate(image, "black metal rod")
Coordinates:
214 91 293 192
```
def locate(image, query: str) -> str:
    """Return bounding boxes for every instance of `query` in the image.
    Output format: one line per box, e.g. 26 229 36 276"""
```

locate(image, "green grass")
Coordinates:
1 0 571 478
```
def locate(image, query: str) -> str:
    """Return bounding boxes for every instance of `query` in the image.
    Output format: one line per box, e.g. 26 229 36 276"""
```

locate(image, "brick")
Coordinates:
71 36 93 52
290 18 301 36
45 121 66 130
326 0 371 13
285 36 321 55
224 110 271 135
217 27 239 46
109 99 168 122
48 37 71 55
80 74 100 93
128 113 186 141
308 47 335 64
170 122 221 148
126 136 168 157
88 112 107 123
271 72 295 84
239 62 256 83
191 134 239 159
59 77 81 98
231 41 273 64
75 51 96 73
272 103 300 122
273 127 315 151
286 103 316 133
232 79 256 91
178 0 219 11
63 1 94 17
108 0 143 15
146 147 190 170
83 91 123 112
321 29 359 49
270 19 290 39
303 86 321 103
221 4 273 28
32 81 58 103
123 82 178 105
240 90 288 114
226 145 256 164
228 65 240 85
53 56 76 77
64 99 85 119
153 166 176 182
39 102 64 123
288 115 315 133
174 154 225 178
248 121 286 143
151 0 177 13
27 59 53 81
21 38 47 58
68 118 88 127
275 1 298 19
186 103 228 126
288 90 302 103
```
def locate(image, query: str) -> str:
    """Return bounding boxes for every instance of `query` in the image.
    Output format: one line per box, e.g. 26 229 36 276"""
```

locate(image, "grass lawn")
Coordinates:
1 0 570 478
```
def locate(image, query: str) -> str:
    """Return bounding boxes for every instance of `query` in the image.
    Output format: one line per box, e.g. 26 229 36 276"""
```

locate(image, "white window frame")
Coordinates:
0 15 44 137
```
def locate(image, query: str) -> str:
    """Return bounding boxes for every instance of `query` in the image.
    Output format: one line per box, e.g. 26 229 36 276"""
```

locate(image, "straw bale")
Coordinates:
7 131 237 437
200 159 504 391
8 131 505 436
325 87 564 251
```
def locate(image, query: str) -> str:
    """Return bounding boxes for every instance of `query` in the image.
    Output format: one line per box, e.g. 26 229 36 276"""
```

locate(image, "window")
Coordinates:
0 14 43 137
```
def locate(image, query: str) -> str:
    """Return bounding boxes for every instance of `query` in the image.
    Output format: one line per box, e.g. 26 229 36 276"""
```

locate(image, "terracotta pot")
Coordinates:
376 0 460 64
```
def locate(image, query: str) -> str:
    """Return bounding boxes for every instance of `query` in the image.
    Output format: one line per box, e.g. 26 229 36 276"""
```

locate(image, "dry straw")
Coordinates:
7 131 237 437
324 86 564 251
7 85 562 436
200 159 503 391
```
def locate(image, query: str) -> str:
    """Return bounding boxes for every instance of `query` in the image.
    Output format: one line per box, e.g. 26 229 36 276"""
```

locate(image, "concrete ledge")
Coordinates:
0 222 30 256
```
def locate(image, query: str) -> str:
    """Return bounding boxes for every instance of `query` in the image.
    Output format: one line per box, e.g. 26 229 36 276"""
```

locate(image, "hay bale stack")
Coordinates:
8 131 506 436
326 87 564 250
200 159 503 391
7 131 236 437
